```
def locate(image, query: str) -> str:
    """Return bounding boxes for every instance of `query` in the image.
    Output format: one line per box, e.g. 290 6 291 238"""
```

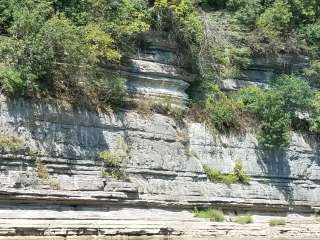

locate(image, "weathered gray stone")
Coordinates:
0 38 318 238
221 54 310 91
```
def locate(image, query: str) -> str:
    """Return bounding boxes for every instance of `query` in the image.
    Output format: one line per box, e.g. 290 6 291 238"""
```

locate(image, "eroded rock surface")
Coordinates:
0 96 319 238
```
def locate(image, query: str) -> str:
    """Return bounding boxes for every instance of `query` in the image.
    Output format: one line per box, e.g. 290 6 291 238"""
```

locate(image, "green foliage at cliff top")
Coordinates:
0 0 151 108
193 74 320 151
0 0 203 108
1 0 320 150
1 0 319 102
197 0 320 79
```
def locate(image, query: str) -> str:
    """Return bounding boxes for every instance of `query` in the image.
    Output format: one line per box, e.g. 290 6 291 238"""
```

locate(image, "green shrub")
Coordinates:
310 91 320 133
102 168 124 180
257 75 313 150
99 150 124 180
212 47 251 78
237 86 264 111
270 75 312 118
255 91 291 151
0 65 26 96
203 161 250 185
35 159 49 180
236 215 253 224
98 136 130 180
193 82 246 133
203 165 237 184
99 151 121 168
233 160 250 184
305 61 320 88
269 219 286 226
238 75 313 151
233 0 263 26
256 0 292 39
193 207 225 222
0 135 24 152
301 21 320 57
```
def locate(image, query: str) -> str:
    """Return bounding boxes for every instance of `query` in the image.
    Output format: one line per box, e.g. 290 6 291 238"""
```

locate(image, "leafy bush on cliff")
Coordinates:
194 74 317 150
191 82 248 133
305 61 320 88
310 91 320 133
256 0 292 39
237 75 313 151
0 0 150 108
203 160 250 185
99 150 124 179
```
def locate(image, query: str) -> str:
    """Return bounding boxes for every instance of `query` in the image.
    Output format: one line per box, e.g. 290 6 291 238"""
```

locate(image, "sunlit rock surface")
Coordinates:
0 96 319 238
0 31 318 239
122 32 192 105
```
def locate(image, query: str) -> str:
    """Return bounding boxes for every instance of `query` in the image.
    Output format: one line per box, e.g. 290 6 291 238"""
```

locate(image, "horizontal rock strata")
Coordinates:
0 96 319 238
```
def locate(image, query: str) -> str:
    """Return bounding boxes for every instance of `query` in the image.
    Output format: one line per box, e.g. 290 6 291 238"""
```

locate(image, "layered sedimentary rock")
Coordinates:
120 32 192 106
0 96 319 238
0 31 319 238
220 54 310 91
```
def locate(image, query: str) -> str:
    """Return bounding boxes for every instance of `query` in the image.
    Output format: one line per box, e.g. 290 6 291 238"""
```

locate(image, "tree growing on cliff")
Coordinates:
0 0 150 108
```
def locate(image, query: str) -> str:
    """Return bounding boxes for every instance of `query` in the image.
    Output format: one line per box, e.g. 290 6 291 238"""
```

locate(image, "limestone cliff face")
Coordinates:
0 96 319 238
121 32 192 105
220 54 310 91
0 33 319 238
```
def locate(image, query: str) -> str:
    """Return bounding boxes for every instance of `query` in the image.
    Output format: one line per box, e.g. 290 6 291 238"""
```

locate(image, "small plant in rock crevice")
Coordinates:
235 215 253 224
203 160 250 185
98 136 129 180
193 207 225 222
35 159 49 180
233 160 250 184
132 96 186 123
99 150 124 179
99 151 122 168
35 159 60 189
0 135 25 153
269 219 286 226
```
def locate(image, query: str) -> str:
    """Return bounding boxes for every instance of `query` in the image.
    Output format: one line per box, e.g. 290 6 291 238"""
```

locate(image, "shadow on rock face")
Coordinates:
256 149 293 204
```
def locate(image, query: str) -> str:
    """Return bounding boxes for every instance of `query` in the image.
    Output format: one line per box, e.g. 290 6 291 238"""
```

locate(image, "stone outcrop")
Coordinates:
120 32 192 106
0 31 319 239
0 95 319 238
220 54 310 91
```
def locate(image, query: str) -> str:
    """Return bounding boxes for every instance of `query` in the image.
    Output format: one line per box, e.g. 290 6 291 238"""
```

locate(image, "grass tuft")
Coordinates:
99 150 123 179
193 208 225 222
203 160 250 185
269 219 286 226
236 215 253 224
0 135 24 152
99 150 122 167
35 159 49 180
